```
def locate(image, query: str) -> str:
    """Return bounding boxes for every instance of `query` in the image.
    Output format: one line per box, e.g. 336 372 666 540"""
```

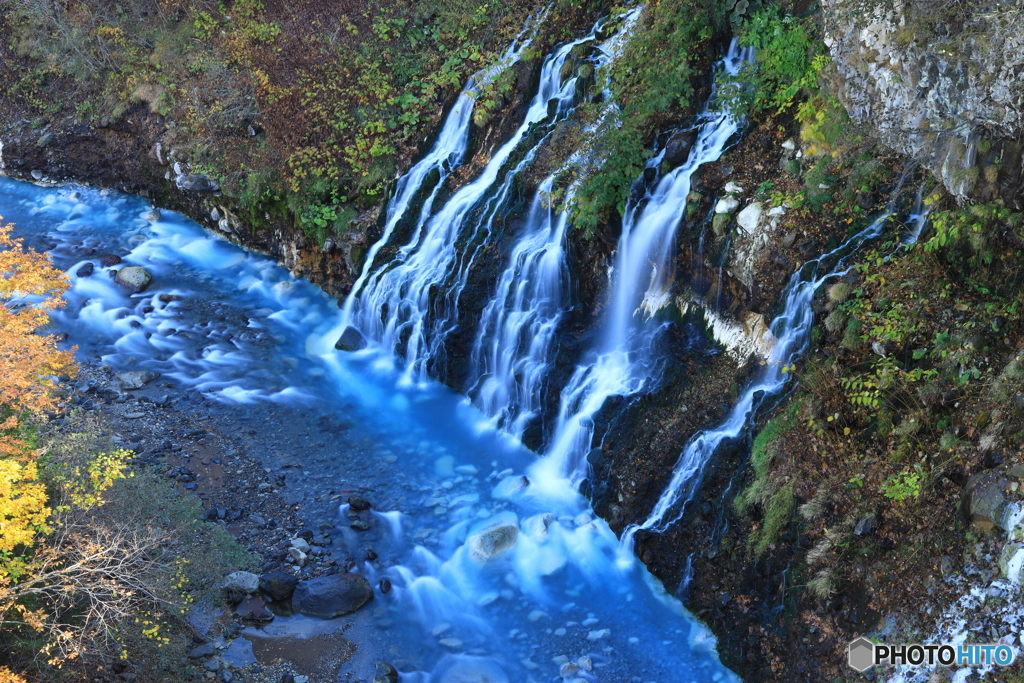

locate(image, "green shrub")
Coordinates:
719 7 826 118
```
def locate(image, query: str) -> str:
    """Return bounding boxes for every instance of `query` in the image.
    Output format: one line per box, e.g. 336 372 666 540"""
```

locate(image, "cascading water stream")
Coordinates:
340 18 607 387
466 175 571 438
462 6 644 441
622 208 896 550
339 8 548 331
533 40 753 491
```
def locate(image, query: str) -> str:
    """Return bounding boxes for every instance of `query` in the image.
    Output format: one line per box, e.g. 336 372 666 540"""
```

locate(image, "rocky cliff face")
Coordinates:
822 0 1024 206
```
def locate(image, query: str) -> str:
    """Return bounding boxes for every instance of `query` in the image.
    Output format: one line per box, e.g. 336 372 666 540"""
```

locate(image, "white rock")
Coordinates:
587 629 611 641
467 512 519 561
1000 544 1024 584
781 139 796 151
724 181 744 194
737 202 764 235
715 196 740 214
290 537 311 553
287 547 307 567
223 571 259 596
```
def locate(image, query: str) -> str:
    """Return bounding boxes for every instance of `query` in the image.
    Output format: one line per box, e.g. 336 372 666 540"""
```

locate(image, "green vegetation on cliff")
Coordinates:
1 0 597 242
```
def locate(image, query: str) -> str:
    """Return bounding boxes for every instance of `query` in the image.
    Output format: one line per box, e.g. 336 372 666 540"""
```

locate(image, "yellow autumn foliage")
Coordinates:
0 217 73 555
0 459 50 552
0 666 29 683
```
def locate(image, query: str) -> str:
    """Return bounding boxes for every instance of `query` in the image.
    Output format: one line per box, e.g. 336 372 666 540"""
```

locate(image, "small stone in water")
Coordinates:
578 656 593 671
587 629 610 641
438 637 463 650
554 628 566 636
582 617 599 626
348 495 371 511
628 636 639 644
378 578 392 594
527 610 548 622
350 520 371 532
560 663 579 677
431 622 451 636
455 465 478 475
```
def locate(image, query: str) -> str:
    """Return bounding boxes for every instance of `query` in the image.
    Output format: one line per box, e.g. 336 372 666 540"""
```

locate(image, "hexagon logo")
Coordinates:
848 637 876 672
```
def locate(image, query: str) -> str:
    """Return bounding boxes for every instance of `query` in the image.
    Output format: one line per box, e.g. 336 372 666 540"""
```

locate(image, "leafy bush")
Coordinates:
571 0 719 229
720 7 826 117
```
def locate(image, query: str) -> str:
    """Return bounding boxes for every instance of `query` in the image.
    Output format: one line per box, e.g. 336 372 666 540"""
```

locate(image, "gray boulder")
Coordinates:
335 326 367 352
962 469 1019 531
223 571 260 601
259 571 298 602
114 265 152 293
466 513 518 562
292 573 373 618
663 129 697 167
116 370 158 390
177 173 220 193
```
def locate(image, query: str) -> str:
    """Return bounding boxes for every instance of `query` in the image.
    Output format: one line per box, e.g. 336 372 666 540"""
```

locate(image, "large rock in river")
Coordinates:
259 571 298 602
114 265 152 293
292 573 372 618
466 512 518 562
335 326 367 352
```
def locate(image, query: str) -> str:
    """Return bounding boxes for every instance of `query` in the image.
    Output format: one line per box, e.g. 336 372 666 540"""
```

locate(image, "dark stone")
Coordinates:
365 548 377 561
961 469 1016 531
855 191 876 210
100 254 123 267
350 520 372 532
296 528 314 542
335 327 367 352
188 642 217 659
348 495 371 511
643 166 657 184
378 577 391 594
235 597 273 622
853 514 878 536
177 173 220 193
664 128 697 166
259 571 299 602
292 573 373 618
76 262 95 277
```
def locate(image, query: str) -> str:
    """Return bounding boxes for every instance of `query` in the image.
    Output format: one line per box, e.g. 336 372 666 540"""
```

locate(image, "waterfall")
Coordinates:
466 176 570 438
339 10 548 334
462 6 644 440
341 18 602 386
622 209 894 549
532 40 753 490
